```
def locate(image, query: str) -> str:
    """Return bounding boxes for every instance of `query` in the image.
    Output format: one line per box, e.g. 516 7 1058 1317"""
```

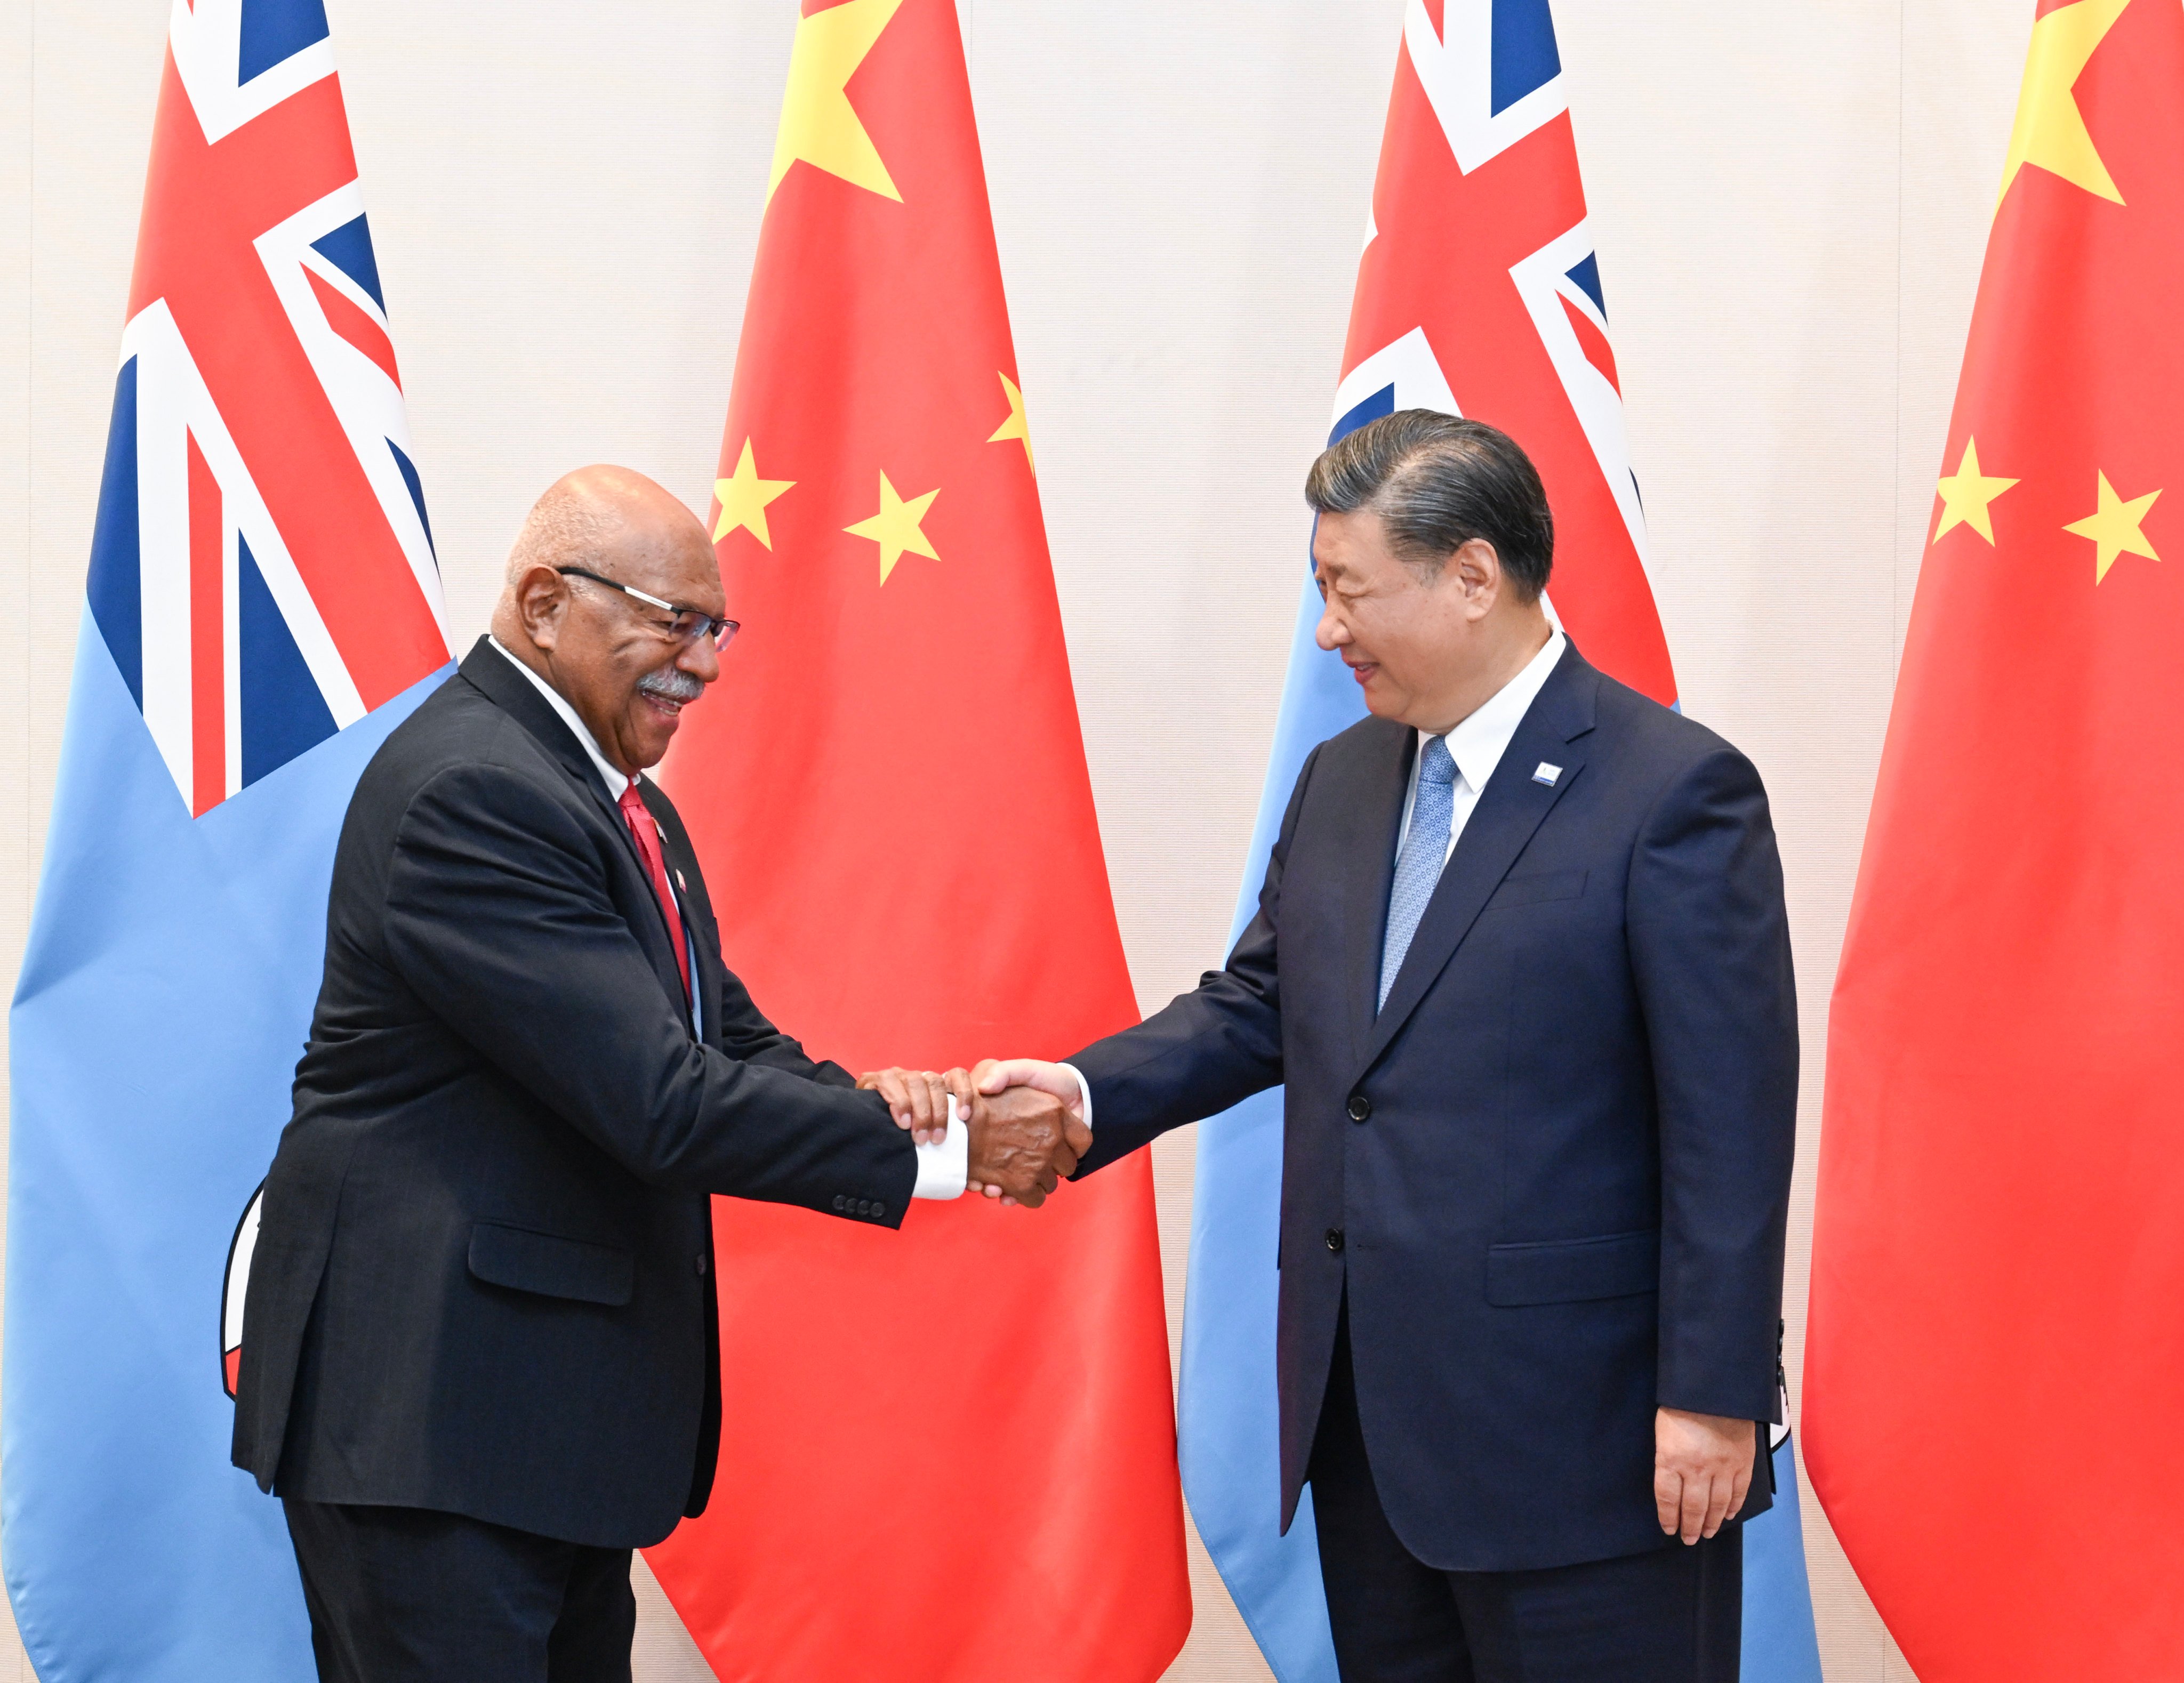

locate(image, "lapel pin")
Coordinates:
1532 762 1562 786
676 869 688 891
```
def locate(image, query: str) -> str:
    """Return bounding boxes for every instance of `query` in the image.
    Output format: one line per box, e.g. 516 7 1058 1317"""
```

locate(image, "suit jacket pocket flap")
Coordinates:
468 1223 634 1307
1484 868 1587 912
1486 1228 1658 1306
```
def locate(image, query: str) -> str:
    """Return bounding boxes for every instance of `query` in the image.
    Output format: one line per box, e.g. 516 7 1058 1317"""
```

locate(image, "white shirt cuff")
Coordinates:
911 1094 970 1200
1057 1062 1093 1132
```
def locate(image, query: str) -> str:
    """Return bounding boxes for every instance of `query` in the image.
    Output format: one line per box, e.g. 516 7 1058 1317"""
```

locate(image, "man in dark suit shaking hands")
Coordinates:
233 465 1082 1681
980 413 1795 1681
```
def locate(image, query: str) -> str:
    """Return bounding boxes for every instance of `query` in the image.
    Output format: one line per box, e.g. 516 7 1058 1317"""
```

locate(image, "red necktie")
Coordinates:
618 782 690 998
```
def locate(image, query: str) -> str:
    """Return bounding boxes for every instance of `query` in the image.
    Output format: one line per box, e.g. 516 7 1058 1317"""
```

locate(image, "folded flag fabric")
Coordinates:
643 2 1190 1678
1807 3 2184 1676
3 3 449 1678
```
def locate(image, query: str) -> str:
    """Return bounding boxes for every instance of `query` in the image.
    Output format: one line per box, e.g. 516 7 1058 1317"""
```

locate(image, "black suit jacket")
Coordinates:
232 639 914 1549
1071 643 1796 1572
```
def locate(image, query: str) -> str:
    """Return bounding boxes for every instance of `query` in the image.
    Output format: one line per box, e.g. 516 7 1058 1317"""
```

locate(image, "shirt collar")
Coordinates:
1423 627 1567 794
487 635 632 800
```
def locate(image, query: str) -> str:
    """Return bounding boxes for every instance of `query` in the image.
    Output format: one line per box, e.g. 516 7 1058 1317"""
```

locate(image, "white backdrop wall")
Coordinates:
0 3 2030 1678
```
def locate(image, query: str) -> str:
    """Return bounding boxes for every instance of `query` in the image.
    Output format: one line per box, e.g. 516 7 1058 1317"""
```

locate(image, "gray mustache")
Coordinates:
638 667 704 704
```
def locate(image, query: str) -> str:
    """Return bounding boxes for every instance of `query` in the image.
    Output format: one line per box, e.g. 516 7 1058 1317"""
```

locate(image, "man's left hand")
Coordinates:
857 1066 978 1145
1653 1408 1755 1545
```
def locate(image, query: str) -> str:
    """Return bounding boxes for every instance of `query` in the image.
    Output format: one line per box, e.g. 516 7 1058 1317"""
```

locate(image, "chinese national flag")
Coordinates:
643 1 1191 1678
1805 2 2184 1677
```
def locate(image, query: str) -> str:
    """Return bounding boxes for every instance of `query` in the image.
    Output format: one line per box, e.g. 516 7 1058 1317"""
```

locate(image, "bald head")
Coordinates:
493 465 729 777
500 465 711 592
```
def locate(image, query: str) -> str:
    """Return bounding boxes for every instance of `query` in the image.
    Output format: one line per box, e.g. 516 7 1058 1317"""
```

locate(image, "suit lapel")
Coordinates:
460 640 644 858
459 638 606 799
1338 721 1417 1064
459 639 692 1020
1359 645 1600 1075
688 890 724 1049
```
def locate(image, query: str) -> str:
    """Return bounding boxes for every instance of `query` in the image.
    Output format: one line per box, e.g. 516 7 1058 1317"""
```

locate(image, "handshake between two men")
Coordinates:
857 1059 1088 1207
236 438 1796 1683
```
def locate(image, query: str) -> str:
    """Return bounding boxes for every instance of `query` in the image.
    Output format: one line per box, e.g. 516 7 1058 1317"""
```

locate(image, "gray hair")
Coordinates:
1304 410 1554 601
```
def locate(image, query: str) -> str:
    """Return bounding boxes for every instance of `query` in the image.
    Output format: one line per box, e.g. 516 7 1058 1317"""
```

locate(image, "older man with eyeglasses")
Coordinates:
230 465 1085 1682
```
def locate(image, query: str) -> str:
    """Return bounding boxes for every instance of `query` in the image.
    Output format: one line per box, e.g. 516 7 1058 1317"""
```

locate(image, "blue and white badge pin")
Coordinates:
1533 762 1562 786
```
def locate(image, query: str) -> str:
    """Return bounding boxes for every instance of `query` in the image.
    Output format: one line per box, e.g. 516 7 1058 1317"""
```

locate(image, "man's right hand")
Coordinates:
972 1058 1083 1120
963 1072 1091 1207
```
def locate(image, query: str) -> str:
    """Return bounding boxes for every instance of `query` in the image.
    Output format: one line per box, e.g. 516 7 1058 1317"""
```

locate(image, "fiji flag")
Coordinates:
1176 4 1823 1679
3 3 449 1677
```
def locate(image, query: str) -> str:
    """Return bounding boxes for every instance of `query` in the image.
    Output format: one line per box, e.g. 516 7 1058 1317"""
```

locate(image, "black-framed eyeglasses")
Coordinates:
556 568 740 649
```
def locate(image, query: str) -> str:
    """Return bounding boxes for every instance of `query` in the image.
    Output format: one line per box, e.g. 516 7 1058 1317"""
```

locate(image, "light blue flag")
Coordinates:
1744 1428 1826 1683
1175 503 1369 1682
4 4 454 1671
1168 379 1380 1679
6 624 441 1681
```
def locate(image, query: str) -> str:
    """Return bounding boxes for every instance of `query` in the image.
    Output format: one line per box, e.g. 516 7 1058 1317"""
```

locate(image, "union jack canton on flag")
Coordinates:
6 3 449 1678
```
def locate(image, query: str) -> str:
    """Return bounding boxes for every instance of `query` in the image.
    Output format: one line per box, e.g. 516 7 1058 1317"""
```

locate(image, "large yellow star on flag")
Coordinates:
845 471 941 584
766 0 907 206
1996 0 2132 213
987 373 1035 477
713 439 795 550
2064 470 2160 582
1933 437 2018 545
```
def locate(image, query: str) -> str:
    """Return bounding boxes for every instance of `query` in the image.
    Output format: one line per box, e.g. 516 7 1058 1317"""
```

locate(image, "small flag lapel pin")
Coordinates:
1532 763 1562 786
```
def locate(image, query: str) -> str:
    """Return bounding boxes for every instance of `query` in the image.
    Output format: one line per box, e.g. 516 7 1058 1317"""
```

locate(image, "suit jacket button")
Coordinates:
857 1199 871 1216
870 1202 885 1220
695 1253 709 1276
1324 1228 1345 1253
833 1195 846 1211
1346 1094 1371 1123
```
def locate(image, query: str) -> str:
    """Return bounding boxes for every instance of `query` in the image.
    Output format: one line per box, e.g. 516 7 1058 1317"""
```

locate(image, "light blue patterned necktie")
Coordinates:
1379 735 1459 1012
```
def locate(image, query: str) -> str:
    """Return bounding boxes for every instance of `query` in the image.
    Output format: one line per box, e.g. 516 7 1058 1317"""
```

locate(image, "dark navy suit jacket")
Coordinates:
1070 642 1796 1572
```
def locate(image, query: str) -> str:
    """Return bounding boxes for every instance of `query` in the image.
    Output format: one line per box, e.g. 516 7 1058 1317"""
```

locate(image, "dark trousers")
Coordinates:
1307 1311 1741 1683
283 1499 636 1683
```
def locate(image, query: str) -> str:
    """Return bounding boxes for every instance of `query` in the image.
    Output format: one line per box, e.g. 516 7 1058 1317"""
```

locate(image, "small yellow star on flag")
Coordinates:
713 439 795 550
845 471 941 583
1996 0 2131 213
2063 470 2161 583
987 372 1035 477
1933 437 2018 545
768 0 908 206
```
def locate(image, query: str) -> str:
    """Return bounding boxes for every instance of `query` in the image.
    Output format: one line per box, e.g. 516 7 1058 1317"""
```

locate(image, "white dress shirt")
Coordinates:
486 639 967 1199
1396 628 1567 865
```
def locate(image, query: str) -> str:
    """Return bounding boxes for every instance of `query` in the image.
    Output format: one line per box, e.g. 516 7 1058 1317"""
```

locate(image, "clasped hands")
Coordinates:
855 1059 1087 1207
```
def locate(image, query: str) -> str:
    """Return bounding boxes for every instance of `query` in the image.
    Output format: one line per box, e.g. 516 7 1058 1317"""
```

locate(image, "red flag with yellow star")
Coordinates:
1806 2 2184 1676
643 2 1190 1677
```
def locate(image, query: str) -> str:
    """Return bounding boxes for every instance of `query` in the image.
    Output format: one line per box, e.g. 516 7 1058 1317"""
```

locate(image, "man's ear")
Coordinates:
1452 538 1502 620
511 564 570 653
